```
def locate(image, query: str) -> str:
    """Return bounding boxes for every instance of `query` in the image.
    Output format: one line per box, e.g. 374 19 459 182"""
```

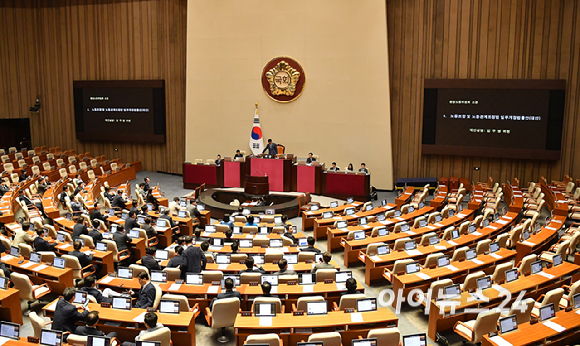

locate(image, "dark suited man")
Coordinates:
74 311 117 338
88 220 103 244
59 185 70 204
124 210 137 232
262 139 277 156
209 278 241 310
53 287 89 340
143 177 151 193
141 247 161 272
306 153 316 164
128 272 156 309
112 226 132 266
90 202 106 222
78 275 113 304
141 217 157 238
179 236 206 279
166 245 184 268
37 177 50 196
18 189 46 217
160 209 176 228
111 190 127 210
33 228 56 252
300 236 321 254
70 240 101 275
72 216 88 240
146 190 160 211
0 180 9 197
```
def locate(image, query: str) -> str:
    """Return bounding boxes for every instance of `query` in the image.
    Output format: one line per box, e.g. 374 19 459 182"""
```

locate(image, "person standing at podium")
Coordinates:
262 139 277 156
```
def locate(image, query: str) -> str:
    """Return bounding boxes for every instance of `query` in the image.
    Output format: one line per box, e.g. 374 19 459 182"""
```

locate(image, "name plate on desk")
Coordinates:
28 337 39 344
249 282 259 286
324 279 333 284
100 302 111 308
344 308 355 313
287 281 297 285
146 307 156 312
241 311 252 317
175 280 184 284
211 281 220 285
293 311 304 316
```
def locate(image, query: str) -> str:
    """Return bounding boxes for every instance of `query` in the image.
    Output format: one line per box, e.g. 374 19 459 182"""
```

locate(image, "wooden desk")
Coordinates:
515 216 565 263
301 201 363 231
234 307 398 346
0 177 39 224
146 211 195 239
150 185 168 208
1 254 74 293
0 288 23 324
429 185 448 210
503 183 524 213
427 261 580 340
183 162 221 189
97 166 136 190
292 164 323 195
42 179 69 220
43 299 197 345
468 184 484 210
54 242 114 275
322 171 370 202
244 174 269 195
248 157 293 192
395 186 415 207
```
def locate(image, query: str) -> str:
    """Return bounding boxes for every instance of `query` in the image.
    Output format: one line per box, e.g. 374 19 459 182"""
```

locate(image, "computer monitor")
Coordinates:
400 223 410 232
377 227 388 236
377 213 386 222
297 343 323 346
315 254 323 263
211 238 224 247
239 239 253 248
159 299 180 314
552 254 563 266
242 208 250 215
264 208 275 216
505 269 519 283
394 210 402 217
353 231 366 240
136 342 161 346
346 208 355 216
377 245 389 255
359 217 368 225
179 200 187 207
356 298 377 312
468 224 476 233
156 219 166 228
483 219 490 227
0 322 19 340
66 213 72 221
0 276 8 290
381 199 387 207
322 211 333 219
121 212 128 220
443 284 461 299
365 204 373 212
215 254 231 264
40 329 63 346
298 238 308 247
352 339 377 346
335 271 352 283
259 227 269 235
402 334 427 346
56 232 66 242
178 210 186 218
10 246 20 257
336 220 348 229
283 254 298 264
419 219 428 228
251 255 265 265
197 204 205 212
261 275 278 286
539 303 556 321
476 276 492 290
499 315 518 334
185 273 203 285
129 230 140 239
159 207 166 214
331 201 339 208
448 209 455 217
147 204 153 212
151 271 167 283
429 236 440 245
255 303 277 317
306 301 327 315
117 267 133 279
465 248 477 260
30 252 41 263
405 262 421 274
51 257 65 270
274 216 282 224
435 214 443 222
437 255 450 267
490 242 500 253
233 226 241 234
347 197 354 204
404 240 417 251
408 206 415 213
522 231 530 240
137 215 145 224
205 225 216 233
269 239 283 248
531 260 543 274
111 224 119 233
155 250 169 261
310 205 319 211
95 241 108 252
73 292 87 304
451 229 460 239
298 273 315 285
573 293 580 310
111 297 132 310
458 205 464 212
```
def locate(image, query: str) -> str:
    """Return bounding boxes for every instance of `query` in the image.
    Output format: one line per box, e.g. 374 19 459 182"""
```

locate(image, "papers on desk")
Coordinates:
405 250 422 257
336 283 346 291
394 217 405 221
246 234 253 238
57 244 72 250
471 259 485 265
207 286 219 294
83 251 93 256
46 301 57 311
287 264 294 271
370 255 382 262
552 219 563 223
0 255 13 261
100 276 115 284
259 317 273 326
537 271 555 279
303 285 314 293
209 246 221 251
545 226 557 231
446 265 459 272
492 284 509 293
281 247 289 253
434 245 446 250
576 309 580 316
469 292 486 301
169 283 182 291
415 272 431 280
271 286 278 294
490 253 503 259
20 262 35 268
426 225 437 230
133 312 146 323
404 230 416 235
522 241 536 246
333 216 342 220
306 211 313 215
0 336 11 346
54 217 65 222
380 220 390 225
542 320 566 332
350 312 364 323
351 203 358 206
496 219 509 225
488 226 498 230
472 231 482 236
456 214 465 219
490 335 513 346
202 232 211 237
218 264 229 270
447 240 458 246
433 223 444 227
33 264 48 271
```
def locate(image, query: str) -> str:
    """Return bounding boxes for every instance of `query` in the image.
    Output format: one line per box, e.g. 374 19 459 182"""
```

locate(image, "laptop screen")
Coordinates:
121 212 128 220
178 210 186 218
347 197 354 204
359 217 368 225
400 223 410 232
352 339 377 346
435 214 443 222
298 238 308 247
346 208 355 216
242 208 250 215
151 271 167 283
437 256 450 267
261 275 278 286
404 241 416 251
156 219 166 228
483 219 490 227
406 262 420 274
0 322 20 340
239 239 253 248
251 255 265 265
197 204 205 212
233 226 241 234
531 261 543 274
255 303 276 317
274 216 282 224
505 269 519 283
159 300 180 314
539 303 555 321
265 208 275 215
394 210 402 217
490 242 500 253
419 219 428 228
129 230 140 239
112 297 132 310
335 271 352 283
466 249 477 260
96 242 108 252
377 245 389 255
259 227 269 234
137 216 145 224
310 205 319 211
57 232 66 242
356 298 377 312
552 254 563 266
377 213 386 222
298 343 323 346
269 239 283 248
448 210 455 217
10 246 20 257
381 199 387 207
40 329 63 346
337 221 348 229
136 342 161 346
429 236 440 245
443 284 461 299
30 252 42 263
499 315 518 334
331 201 339 208
402 333 427 346
215 254 231 264
365 204 373 212
205 225 216 233
353 231 365 240
298 273 315 285
117 267 133 279
451 229 460 239
476 276 492 290
73 292 87 304
155 250 168 260
0 277 8 290
323 212 333 219
283 254 298 264
185 273 203 285
377 228 388 236
573 293 580 309
306 301 327 315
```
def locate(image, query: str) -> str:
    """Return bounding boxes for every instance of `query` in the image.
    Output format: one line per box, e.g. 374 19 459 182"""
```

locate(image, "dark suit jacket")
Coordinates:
209 290 242 309
160 214 176 228
180 246 206 278
74 325 105 336
166 255 183 268
0 184 10 197
104 192 114 201
33 237 55 252
37 183 48 196
72 223 88 240
240 266 265 274
88 229 103 244
306 157 316 164
112 231 131 251
111 195 127 209
52 298 89 333
134 282 156 309
300 246 321 254
262 142 277 155
91 209 105 222
79 286 112 304
124 217 137 232
70 249 93 268
141 255 161 272
59 192 69 204
142 224 157 238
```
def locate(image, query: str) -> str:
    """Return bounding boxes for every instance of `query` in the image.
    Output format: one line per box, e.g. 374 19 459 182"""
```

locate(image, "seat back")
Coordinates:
245 333 281 346
338 293 367 310
442 226 454 240
393 237 411 251
66 335 88 346
472 309 501 343
298 251 315 262
43 162 51 171
153 285 163 309
29 312 48 338
11 272 34 301
492 262 513 284
129 264 150 277
139 327 171 346
392 259 414 275
458 221 470 235
509 298 535 324
79 235 95 249
231 254 247 262
473 215 484 228
253 297 283 313
424 252 443 268
243 226 258 234
462 271 486 292
295 296 325 312
476 239 491 255
38 252 55 263
419 232 437 246
315 269 336 282
413 216 426 229
264 252 283 263
18 243 33 259
365 242 385 256
253 236 269 247
496 233 509 248
451 246 469 262
519 254 537 276
216 224 229 233
430 279 453 300
161 294 190 311
102 240 119 262
540 288 565 311
240 272 261 284
234 216 247 223
163 268 181 282
62 254 84 279
278 275 298 284
210 298 240 328
555 240 570 256
201 270 223 283
368 327 401 346
308 332 342 346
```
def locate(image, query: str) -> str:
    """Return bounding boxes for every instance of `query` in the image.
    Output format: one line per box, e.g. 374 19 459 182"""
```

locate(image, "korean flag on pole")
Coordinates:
249 103 264 155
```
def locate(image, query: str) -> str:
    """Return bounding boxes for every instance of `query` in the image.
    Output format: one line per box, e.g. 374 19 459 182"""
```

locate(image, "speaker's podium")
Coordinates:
244 174 269 195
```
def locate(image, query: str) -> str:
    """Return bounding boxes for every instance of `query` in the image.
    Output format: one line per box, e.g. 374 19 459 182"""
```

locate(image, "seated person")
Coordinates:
275 258 296 276
224 229 235 245
0 180 10 197
230 241 239 254
59 185 71 204
70 239 101 274
282 224 296 244
260 281 277 298
129 272 156 309
139 205 149 216
141 246 161 272
53 287 89 339
234 150 243 159
209 278 241 310
358 163 369 173
121 312 165 346
168 197 181 215
311 252 335 273
33 228 56 252
70 196 83 213
328 162 340 171
300 236 321 254
146 190 160 211
341 278 358 296
103 187 114 202
37 177 50 196
78 274 127 304
111 190 127 210
72 216 88 240
245 215 258 227
166 245 184 268
124 210 137 232
240 256 265 274
142 217 157 238
306 152 316 164
194 229 209 243
200 241 215 260
215 154 222 166
231 206 244 218
74 311 117 338
88 220 103 244
160 209 176 228
90 202 106 222
13 221 34 248
186 200 201 220
220 214 234 230
347 163 354 172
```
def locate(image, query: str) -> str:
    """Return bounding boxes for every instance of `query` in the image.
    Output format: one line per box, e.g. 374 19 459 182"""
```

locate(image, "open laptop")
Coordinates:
335 271 352 283
377 213 386 222
323 211 333 219
356 298 377 312
347 197 354 204
40 329 63 346
443 284 461 299
429 235 440 245
345 208 355 216
185 273 203 285
137 215 145 225
211 238 224 247
404 240 417 251
505 268 519 283
476 276 492 291
402 333 427 346
87 336 112 346
10 246 20 257
499 315 518 335
437 255 450 267
242 208 250 215
394 210 402 217
451 229 460 239
251 254 265 265
299 273 315 285
233 226 241 234
112 297 132 310
468 223 476 233
573 293 580 310
0 276 8 290
465 248 477 261
221 275 240 289
408 206 415 213
156 219 166 228
531 260 543 274
197 204 205 212
419 219 428 228
353 231 366 240
0 322 20 340
448 209 455 218
330 201 339 208
215 254 231 265
95 242 108 252
259 227 269 235
310 205 319 211
57 232 67 242
255 302 277 317
73 291 88 305
306 301 327 315
117 267 133 279
405 262 421 274
352 339 377 346
377 245 389 255
336 220 348 229
359 217 368 225
151 271 167 283
552 254 563 266
155 250 169 262
136 342 161 346
490 242 500 253
283 254 298 264
265 208 275 215
30 252 42 263
239 239 253 248
539 303 556 321
159 299 180 314
129 230 140 239
205 225 217 233
269 239 283 248
261 274 279 286
177 210 186 218
400 223 410 232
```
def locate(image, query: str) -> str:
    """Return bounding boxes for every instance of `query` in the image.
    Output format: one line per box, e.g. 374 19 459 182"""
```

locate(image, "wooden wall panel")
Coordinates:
387 0 580 187
0 0 187 174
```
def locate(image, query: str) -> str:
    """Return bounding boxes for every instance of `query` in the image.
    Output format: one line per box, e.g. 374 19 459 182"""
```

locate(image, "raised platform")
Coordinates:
199 188 301 219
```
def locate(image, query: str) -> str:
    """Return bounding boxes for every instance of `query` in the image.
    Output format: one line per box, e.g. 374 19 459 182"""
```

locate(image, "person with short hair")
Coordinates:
124 210 137 232
160 209 176 228
215 154 222 166
358 163 368 173
274 258 296 275
74 311 117 338
341 277 358 296
59 185 70 204
220 214 234 230
168 197 181 215
234 150 243 159
0 180 10 197
300 236 321 254
89 220 103 244
260 281 278 298
231 240 239 254
142 217 156 238
128 272 156 309
33 228 56 252
282 224 296 244
262 139 277 156
224 229 235 245
78 274 121 304
53 287 89 337
143 178 151 193
179 236 206 279
141 246 161 272
245 215 258 226
13 221 34 248
112 226 132 266
167 245 184 268
209 278 241 310
72 216 89 240
111 189 127 209
200 241 215 260
329 162 340 172
240 256 265 273
311 252 334 273
90 202 106 222
306 152 316 164
70 240 101 274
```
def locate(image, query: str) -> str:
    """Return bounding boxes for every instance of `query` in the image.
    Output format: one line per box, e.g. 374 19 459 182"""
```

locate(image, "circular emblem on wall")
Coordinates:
261 56 306 103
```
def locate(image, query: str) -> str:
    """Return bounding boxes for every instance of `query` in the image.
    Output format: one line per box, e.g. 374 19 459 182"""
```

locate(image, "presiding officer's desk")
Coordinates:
96 276 364 312
1 252 73 294
234 307 397 346
0 288 24 324
482 307 580 346
302 201 364 231
43 299 197 345
427 261 580 340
